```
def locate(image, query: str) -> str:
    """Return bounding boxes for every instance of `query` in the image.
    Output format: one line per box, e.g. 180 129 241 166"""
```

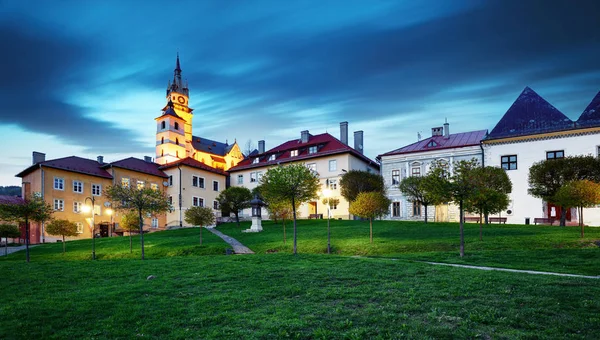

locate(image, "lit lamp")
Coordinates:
322 188 332 254
82 197 97 260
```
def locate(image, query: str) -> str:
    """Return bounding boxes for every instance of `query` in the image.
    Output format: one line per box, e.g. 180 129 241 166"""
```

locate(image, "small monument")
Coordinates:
243 195 266 233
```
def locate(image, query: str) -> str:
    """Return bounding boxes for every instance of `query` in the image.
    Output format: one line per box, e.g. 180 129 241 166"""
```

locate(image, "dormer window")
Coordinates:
253 158 259 164
268 154 276 161
308 146 317 154
290 150 298 157
427 140 438 147
161 121 166 129
174 122 179 130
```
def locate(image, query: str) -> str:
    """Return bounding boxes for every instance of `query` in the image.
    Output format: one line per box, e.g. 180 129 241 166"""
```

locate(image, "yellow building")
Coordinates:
16 153 169 243
155 55 244 170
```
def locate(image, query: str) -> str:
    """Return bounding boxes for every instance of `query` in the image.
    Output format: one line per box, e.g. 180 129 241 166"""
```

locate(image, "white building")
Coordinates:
483 87 600 225
378 122 487 222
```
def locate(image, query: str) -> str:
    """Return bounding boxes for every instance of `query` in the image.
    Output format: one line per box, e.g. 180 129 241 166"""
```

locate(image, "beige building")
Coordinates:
158 157 227 227
228 122 379 219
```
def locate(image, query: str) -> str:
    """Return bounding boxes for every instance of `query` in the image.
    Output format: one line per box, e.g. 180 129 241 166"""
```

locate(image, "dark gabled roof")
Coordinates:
378 130 488 158
0 195 24 205
159 157 227 176
228 132 379 172
576 90 600 128
155 100 183 120
192 136 233 156
486 87 574 140
105 157 168 178
245 149 259 158
16 156 113 179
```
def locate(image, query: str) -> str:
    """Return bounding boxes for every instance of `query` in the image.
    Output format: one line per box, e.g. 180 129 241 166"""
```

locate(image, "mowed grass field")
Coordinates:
1 220 599 339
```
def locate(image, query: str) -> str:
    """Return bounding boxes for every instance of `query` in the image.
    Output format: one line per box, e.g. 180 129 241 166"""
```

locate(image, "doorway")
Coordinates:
99 223 109 238
308 202 317 215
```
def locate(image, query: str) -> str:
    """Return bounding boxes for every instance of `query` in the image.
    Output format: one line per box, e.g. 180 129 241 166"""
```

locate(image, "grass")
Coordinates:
218 219 600 275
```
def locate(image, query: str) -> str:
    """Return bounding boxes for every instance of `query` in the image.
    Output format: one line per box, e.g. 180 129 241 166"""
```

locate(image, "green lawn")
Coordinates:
218 219 600 275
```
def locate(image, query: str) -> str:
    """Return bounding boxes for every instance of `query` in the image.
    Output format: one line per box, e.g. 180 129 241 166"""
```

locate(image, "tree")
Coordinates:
185 206 215 245
45 219 78 254
216 187 253 227
465 166 512 240
260 164 320 254
398 176 438 223
244 139 256 157
528 156 600 226
120 210 140 253
0 186 21 196
553 180 600 238
0 194 53 262
339 170 385 203
0 224 20 257
105 186 171 260
348 192 391 244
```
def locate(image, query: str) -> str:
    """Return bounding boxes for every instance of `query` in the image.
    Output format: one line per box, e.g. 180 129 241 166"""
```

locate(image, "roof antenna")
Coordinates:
417 132 422 141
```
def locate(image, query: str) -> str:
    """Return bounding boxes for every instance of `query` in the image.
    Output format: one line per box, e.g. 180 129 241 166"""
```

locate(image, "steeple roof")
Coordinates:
155 100 182 120
486 87 574 140
576 90 600 128
175 53 181 72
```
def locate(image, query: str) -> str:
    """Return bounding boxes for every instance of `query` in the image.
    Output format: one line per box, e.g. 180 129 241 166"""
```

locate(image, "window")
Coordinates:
290 150 298 157
438 160 450 178
213 180 219 191
268 154 276 161
168 195 173 205
328 179 337 190
411 164 421 177
192 176 205 188
137 181 145 190
54 199 64 211
54 177 64 190
176 138 179 145
151 218 159 228
73 201 82 213
252 158 259 164
122 178 130 188
501 155 517 170
329 160 337 172
597 146 600 158
308 146 317 154
250 172 257 182
174 122 179 130
169 176 173 186
161 121 166 129
257 172 264 182
92 184 101 196
237 175 243 184
76 222 84 234
427 140 438 147
413 202 421 216
330 200 338 210
307 163 317 172
161 137 164 144
192 197 204 207
392 202 401 217
72 180 83 193
392 170 400 185
546 150 564 160
213 201 219 210
151 183 159 190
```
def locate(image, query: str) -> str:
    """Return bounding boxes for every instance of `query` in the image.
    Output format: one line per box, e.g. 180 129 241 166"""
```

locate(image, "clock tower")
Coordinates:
164 54 193 156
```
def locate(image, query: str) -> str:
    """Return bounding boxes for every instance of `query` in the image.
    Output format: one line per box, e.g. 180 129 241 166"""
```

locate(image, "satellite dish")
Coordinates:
103 202 111 208
163 181 170 187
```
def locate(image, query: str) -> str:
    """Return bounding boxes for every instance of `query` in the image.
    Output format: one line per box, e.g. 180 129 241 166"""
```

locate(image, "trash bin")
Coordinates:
525 217 530 225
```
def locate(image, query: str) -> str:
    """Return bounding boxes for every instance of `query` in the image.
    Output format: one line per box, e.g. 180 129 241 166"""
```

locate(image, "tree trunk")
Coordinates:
559 207 567 227
369 217 373 244
62 235 66 254
484 213 489 225
199 226 203 245
479 212 483 241
235 212 240 227
580 206 584 238
5 238 7 257
424 204 428 224
139 210 145 260
25 218 30 263
129 231 132 253
292 197 297 255
283 219 286 244
459 200 464 258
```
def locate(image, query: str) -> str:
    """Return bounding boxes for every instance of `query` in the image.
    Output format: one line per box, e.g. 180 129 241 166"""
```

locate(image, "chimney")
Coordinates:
32 152 45 165
301 130 310 143
431 127 443 137
144 156 152 163
340 121 348 145
97 156 104 164
443 120 450 139
258 140 265 154
353 130 364 154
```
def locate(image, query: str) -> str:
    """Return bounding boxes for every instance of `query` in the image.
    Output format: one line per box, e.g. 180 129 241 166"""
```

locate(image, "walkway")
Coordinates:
206 227 254 254
0 245 36 257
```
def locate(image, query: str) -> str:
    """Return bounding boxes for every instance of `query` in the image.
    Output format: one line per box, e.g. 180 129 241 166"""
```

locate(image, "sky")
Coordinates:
1 0 599 186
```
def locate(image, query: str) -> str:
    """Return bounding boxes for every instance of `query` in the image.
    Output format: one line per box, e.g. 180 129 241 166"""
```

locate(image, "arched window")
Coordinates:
411 162 421 177
161 150 164 156
161 121 166 129
176 138 179 145
161 137 164 144
174 122 179 130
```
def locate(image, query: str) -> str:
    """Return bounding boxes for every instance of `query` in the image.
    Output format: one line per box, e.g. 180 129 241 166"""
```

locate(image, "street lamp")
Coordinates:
322 188 332 254
106 208 113 237
82 197 97 260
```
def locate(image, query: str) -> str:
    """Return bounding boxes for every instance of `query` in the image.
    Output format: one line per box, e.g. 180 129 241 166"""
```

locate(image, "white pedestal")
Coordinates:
243 216 263 233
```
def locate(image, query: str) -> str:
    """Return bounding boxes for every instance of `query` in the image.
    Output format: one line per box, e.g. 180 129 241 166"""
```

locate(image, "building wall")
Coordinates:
483 131 600 226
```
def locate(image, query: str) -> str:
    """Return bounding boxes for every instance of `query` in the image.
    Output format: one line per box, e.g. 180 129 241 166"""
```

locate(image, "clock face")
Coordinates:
177 96 186 105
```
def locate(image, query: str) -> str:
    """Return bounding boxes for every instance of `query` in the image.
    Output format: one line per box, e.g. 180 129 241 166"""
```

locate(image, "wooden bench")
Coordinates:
534 217 556 225
308 214 323 219
463 217 480 223
489 217 507 224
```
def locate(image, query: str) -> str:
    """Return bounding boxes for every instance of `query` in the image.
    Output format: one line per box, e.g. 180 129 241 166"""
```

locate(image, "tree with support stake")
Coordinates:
185 206 215 245
553 180 600 238
0 224 20 257
45 219 78 254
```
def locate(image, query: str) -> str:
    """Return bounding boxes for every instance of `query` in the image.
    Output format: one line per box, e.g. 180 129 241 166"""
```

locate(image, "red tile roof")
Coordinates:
229 132 379 172
159 157 227 176
0 195 24 205
379 130 488 157
16 156 113 179
105 157 168 178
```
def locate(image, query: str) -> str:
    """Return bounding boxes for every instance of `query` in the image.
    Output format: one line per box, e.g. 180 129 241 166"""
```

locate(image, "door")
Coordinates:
99 223 109 238
308 202 317 215
548 204 571 221
435 204 449 222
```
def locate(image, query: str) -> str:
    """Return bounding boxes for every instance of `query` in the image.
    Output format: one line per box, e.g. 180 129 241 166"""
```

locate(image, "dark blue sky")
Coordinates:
1 0 599 185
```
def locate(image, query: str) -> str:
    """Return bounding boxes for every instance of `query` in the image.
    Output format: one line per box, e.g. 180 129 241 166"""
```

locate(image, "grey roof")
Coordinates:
191 136 232 156
576 91 600 128
486 87 574 140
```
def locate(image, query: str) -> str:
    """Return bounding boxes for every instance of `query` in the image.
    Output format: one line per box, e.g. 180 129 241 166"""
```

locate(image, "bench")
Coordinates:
489 217 507 224
463 217 480 223
534 217 556 225
308 214 323 219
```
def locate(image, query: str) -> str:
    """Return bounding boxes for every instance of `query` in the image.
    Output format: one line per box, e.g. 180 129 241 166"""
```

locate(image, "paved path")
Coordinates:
206 228 254 254
421 261 600 279
0 245 36 257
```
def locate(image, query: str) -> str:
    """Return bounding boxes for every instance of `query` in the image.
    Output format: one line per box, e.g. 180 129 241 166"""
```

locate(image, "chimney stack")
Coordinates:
144 156 152 163
354 131 364 154
97 156 104 164
431 127 443 137
32 152 45 165
258 140 265 154
301 130 310 143
340 121 348 145
443 119 450 139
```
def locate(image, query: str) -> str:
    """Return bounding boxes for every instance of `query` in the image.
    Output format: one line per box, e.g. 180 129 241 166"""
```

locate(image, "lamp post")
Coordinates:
83 197 96 260
323 188 332 254
106 208 113 237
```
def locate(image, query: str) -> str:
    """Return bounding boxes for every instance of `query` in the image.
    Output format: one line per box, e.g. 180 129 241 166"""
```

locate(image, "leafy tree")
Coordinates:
0 224 20 257
216 187 253 227
120 210 140 253
0 194 53 262
45 219 78 254
256 185 296 244
528 156 600 226
321 197 340 214
260 164 320 254
465 166 512 240
105 186 171 260
185 206 215 245
349 192 391 244
553 180 600 238
339 170 385 203
398 176 438 223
